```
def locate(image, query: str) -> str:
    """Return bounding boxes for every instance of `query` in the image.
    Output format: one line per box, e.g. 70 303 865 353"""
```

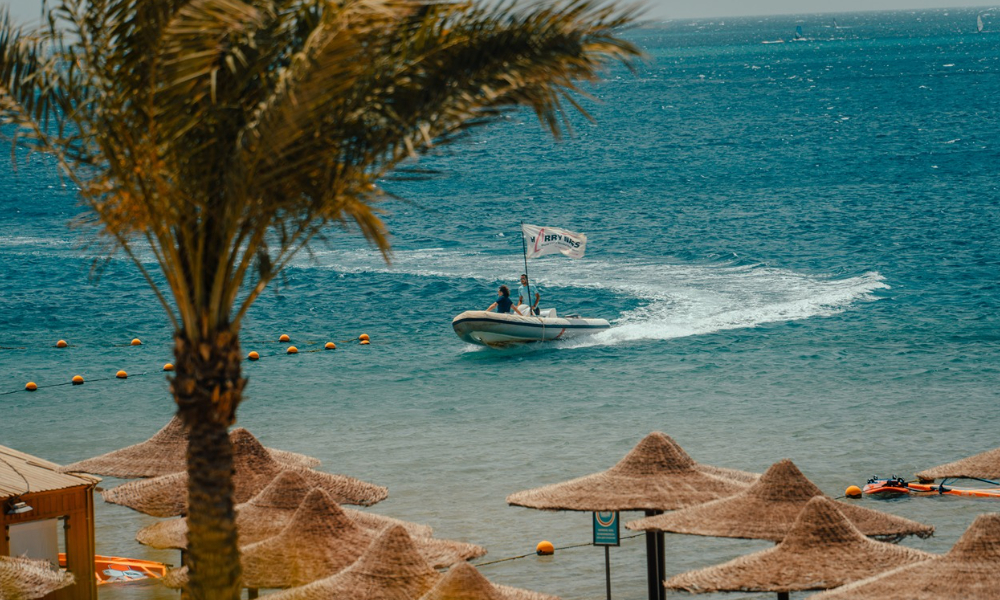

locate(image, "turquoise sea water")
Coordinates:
2 7 999 599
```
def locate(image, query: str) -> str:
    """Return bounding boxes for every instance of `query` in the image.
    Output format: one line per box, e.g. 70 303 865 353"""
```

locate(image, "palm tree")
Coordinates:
0 0 641 598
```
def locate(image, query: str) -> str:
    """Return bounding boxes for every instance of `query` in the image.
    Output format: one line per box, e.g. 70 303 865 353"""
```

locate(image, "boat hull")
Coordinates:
452 310 610 347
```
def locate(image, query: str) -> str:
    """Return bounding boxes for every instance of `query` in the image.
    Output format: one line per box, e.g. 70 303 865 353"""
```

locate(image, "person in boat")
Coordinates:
487 285 514 314
516 274 541 315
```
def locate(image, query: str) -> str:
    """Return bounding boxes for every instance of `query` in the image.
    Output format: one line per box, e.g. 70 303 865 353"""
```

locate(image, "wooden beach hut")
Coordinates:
1 444 100 600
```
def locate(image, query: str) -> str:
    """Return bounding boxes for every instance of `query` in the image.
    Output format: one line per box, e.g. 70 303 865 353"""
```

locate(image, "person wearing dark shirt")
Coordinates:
487 285 514 314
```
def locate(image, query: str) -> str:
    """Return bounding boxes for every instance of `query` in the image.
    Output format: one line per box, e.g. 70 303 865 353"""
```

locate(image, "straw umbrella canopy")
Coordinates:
507 432 756 600
238 488 485 589
418 562 559 600
811 513 1000 600
264 525 444 600
0 555 75 600
103 428 386 517
627 459 934 542
162 489 482 591
916 446 1000 481
506 432 753 512
137 470 431 549
60 417 319 477
662 497 933 598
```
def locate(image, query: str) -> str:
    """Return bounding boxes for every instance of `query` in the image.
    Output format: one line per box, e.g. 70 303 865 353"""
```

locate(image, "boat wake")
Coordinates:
575 264 887 348
306 248 889 348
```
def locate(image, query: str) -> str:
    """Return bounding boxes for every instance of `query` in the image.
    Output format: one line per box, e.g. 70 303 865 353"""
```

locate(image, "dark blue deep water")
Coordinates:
1 8 998 599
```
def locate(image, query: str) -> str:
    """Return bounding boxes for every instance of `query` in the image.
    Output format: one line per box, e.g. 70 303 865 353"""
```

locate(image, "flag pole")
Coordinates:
520 221 532 314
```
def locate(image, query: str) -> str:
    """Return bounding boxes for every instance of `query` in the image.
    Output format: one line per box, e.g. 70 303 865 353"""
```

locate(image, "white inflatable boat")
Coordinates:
452 308 610 347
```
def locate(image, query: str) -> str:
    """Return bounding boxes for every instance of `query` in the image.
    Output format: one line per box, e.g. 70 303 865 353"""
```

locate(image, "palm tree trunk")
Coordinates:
172 329 246 600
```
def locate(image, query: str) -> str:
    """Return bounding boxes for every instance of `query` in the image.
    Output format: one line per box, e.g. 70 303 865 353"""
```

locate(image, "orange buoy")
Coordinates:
324 342 336 350
248 351 260 361
25 382 38 391
536 540 555 555
845 485 863 499
72 375 84 385
116 370 128 379
56 339 68 348
360 340 370 345
287 346 298 354
130 338 142 346
359 333 370 341
163 363 175 372
279 334 290 342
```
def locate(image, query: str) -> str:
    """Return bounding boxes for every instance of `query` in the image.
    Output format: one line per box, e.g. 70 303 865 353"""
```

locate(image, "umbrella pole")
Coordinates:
776 594 789 600
644 510 666 600
656 529 666 600
604 545 612 600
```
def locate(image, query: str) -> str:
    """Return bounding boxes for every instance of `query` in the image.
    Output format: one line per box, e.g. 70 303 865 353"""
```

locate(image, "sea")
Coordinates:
1 7 998 599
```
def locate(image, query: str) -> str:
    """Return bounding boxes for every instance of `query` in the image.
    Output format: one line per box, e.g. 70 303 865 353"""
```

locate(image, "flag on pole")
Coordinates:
521 224 587 259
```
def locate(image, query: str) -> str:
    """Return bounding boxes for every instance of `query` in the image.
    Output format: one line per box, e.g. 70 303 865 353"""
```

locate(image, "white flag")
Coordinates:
522 224 587 259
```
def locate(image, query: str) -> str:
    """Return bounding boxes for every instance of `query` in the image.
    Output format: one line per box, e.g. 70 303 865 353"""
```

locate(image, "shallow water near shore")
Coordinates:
2 8 999 600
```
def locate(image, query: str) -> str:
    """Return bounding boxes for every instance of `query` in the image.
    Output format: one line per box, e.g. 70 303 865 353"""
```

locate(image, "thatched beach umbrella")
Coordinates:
60 417 319 477
811 513 1000 600
137 470 431 549
507 433 754 511
163 489 483 593
507 432 756 600
916 446 1000 481
104 428 386 517
627 459 934 542
239 488 484 589
264 525 443 600
0 555 75 600
662 497 933 600
418 561 559 600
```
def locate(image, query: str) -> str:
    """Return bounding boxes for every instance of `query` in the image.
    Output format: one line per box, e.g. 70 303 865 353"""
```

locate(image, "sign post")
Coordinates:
593 511 620 600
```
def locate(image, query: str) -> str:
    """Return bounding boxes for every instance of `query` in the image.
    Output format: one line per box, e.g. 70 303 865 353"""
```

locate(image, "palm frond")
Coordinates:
3 0 641 341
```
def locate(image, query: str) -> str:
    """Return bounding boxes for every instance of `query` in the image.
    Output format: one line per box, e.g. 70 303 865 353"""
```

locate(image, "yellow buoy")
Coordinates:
56 339 68 348
116 370 128 379
359 333 370 341
325 342 336 350
845 485 863 499
536 540 555 556
163 363 175 372
287 346 298 354
25 382 38 391
131 338 142 346
279 334 291 342
72 375 84 385
248 351 260 361
360 340 370 345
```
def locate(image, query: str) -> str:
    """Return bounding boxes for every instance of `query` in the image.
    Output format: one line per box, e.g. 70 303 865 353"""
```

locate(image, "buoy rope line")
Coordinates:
473 533 644 567
250 346 343 359
1 373 152 396
244 337 364 346
2 335 371 395
0 337 366 351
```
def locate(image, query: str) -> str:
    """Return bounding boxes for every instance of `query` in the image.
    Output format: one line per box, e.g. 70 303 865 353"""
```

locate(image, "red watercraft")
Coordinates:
863 476 1000 499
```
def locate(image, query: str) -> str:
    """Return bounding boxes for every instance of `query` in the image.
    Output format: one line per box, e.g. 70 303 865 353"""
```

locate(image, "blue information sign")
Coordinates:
592 511 620 546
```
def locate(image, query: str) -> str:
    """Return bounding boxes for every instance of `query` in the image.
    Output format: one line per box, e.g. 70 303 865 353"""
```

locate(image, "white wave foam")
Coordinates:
0 236 75 249
306 247 889 347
